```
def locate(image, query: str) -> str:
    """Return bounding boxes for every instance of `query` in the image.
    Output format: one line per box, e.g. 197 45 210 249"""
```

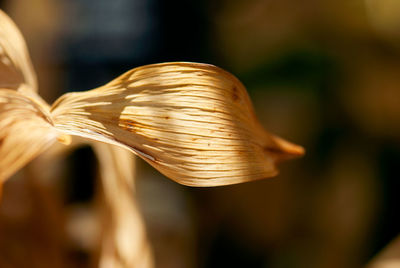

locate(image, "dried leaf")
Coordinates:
0 10 37 92
0 89 58 183
51 62 304 186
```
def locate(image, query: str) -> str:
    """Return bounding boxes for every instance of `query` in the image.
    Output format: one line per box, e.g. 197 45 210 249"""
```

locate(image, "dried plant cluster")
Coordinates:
0 9 303 189
0 8 304 267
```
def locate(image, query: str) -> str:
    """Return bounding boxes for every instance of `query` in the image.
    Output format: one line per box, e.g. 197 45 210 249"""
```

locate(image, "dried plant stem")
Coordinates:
94 143 153 268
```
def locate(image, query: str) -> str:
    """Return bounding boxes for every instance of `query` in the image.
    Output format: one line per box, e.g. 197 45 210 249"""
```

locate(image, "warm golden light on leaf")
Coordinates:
0 89 58 183
50 62 304 186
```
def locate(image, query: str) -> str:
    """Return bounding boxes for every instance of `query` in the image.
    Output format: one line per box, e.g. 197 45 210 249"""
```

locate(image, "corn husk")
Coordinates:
51 62 304 186
0 89 58 184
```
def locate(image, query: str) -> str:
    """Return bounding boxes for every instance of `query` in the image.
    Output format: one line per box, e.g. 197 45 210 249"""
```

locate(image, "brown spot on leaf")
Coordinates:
232 85 239 102
264 146 283 154
119 118 137 131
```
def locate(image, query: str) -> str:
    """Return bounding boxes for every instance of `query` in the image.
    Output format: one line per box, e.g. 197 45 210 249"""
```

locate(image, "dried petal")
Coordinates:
0 89 58 183
51 62 304 186
0 10 37 92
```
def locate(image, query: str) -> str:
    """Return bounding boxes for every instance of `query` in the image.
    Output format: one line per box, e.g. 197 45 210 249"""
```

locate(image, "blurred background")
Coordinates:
0 0 400 267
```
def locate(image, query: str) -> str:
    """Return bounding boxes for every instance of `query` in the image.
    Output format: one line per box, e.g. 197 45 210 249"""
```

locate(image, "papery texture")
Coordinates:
51 62 304 186
0 89 58 183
